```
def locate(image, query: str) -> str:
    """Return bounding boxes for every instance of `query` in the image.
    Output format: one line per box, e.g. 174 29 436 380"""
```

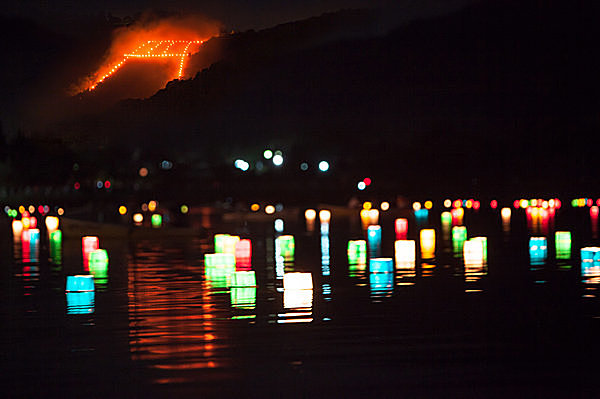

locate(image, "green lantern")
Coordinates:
276 235 295 261
231 271 256 287
214 234 230 253
230 287 256 309
555 231 572 259
151 214 162 228
452 226 467 255
49 230 62 265
347 240 367 264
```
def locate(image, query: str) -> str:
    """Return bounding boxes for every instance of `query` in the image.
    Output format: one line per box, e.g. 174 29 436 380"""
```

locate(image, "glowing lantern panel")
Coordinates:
420 229 436 259
66 275 95 292
276 235 295 261
151 214 162 228
395 218 408 240
231 271 256 287
395 240 416 263
45 216 59 233
555 231 572 259
367 225 382 257
283 273 313 290
347 240 367 264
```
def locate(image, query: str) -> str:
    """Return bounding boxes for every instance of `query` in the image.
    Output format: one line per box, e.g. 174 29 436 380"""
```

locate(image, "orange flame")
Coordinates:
73 14 221 94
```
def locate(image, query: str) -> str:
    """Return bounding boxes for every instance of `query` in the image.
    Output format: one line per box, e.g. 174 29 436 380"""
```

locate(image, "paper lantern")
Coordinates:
29 216 37 229
472 237 488 260
205 253 236 267
369 258 393 273
360 209 371 229
305 209 316 232
231 271 256 287
82 236 99 269
88 249 109 282
347 240 367 264
214 234 230 253
395 240 416 263
581 247 600 262
283 273 313 290
66 275 95 292
555 231 571 259
441 212 452 225
529 237 548 264
12 220 23 240
319 210 331 225
235 239 252 268
224 235 241 255
45 216 59 233
22 217 31 230
464 239 484 264
66 292 95 314
452 226 467 255
276 235 295 261
420 229 436 259
133 213 143 225
151 214 162 228
451 208 464 225
395 218 408 240
230 287 256 309
368 209 379 226
367 225 382 257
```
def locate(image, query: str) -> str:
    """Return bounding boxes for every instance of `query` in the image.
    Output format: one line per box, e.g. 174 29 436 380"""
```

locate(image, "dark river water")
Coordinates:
1 206 599 397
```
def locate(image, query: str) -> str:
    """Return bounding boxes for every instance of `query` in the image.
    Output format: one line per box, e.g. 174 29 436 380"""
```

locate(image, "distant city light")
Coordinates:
139 167 148 177
272 154 284 166
104 180 111 189
444 199 452 208
300 162 309 171
118 206 127 215
274 219 284 233
148 200 158 212
412 202 421 211
424 200 433 210
318 161 329 172
57 208 65 216
357 181 366 190
74 182 80 190
363 177 372 186
265 205 275 214
96 181 103 189
380 202 390 211
263 149 273 159
234 159 250 171
141 203 148 212
28 205 35 213
160 160 173 170
180 205 189 214
363 202 372 210
250 203 260 212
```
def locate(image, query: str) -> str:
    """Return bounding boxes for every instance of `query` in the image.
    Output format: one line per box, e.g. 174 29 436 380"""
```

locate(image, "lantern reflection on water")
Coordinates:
369 258 393 297
529 237 548 265
230 287 256 309
49 230 62 264
66 291 95 314
395 240 416 263
231 271 256 287
12 220 23 240
367 225 382 257
235 239 252 269
305 209 316 232
420 229 436 259
581 247 600 262
283 273 314 318
276 235 295 261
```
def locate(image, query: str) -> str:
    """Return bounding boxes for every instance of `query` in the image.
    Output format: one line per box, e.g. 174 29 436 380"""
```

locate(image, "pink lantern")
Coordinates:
235 239 252 270
82 236 99 269
395 218 408 240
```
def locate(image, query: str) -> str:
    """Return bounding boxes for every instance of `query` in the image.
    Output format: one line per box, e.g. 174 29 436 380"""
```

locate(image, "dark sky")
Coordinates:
3 0 467 31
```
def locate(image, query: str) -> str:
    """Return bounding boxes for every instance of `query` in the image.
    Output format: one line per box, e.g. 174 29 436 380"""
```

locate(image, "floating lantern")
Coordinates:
133 213 143 225
529 237 548 264
451 208 464 225
305 209 316 232
472 237 488 260
11 220 23 240
464 239 485 264
369 258 393 273
581 247 600 262
347 240 367 264
380 201 390 211
395 240 416 263
29 217 37 229
555 231 572 259
441 212 452 225
368 209 379 226
45 216 59 234
395 218 408 240
151 214 162 228
367 225 382 257
22 217 31 230
230 287 256 309
319 210 331 225
205 253 236 267
412 202 421 211
283 273 313 290
66 292 95 314
231 271 256 287
82 236 99 268
360 209 371 229
88 249 109 280
49 230 62 264
274 218 284 233
501 207 511 219
214 234 230 253
452 226 467 255
66 275 95 292
420 229 436 259
276 235 295 261
235 239 252 268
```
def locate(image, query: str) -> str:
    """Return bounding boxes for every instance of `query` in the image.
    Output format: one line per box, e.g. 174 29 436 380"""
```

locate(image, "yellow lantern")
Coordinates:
395 240 416 263
420 229 436 259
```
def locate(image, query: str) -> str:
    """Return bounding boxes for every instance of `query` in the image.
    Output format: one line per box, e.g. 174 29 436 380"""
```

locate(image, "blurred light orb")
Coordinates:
57 208 65 216
424 200 433 210
363 201 372 210
141 203 148 212
265 205 275 214
444 199 452 208
318 161 330 172
96 181 103 189
118 206 127 215
148 200 157 212
275 203 284 212
28 205 35 214
363 177 372 186
180 205 189 214
412 202 421 211
43 205 50 214
18 206 25 214
272 154 283 166
357 181 366 190
160 160 173 170
263 149 273 159
234 159 250 171
74 182 80 190
300 162 309 171
133 213 143 223
274 219 284 233
380 201 390 211
139 167 148 177
250 203 260 212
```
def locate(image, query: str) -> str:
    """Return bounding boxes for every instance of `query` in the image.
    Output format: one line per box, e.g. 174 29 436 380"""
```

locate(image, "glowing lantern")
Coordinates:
276 235 295 261
283 287 313 310
395 218 408 240
265 205 275 214
283 273 313 290
452 226 467 255
231 271 256 287
464 239 485 264
231 287 256 309
320 210 331 234
89 249 108 270
520 199 529 209
274 218 284 233
82 236 99 268
22 217 31 230
529 237 548 264
395 240 416 263
420 229 436 259
148 200 158 212
12 220 23 240
118 206 127 215
592 206 600 217
581 247 600 262
45 216 59 233
501 207 512 219
66 292 95 314
412 202 421 211
305 209 316 232
369 258 393 273
151 214 162 228
235 239 252 267
360 209 371 230
380 202 390 211
444 199 452 208
214 234 231 253
49 230 62 264
367 225 382 257
205 253 236 267
368 209 379 226
451 208 464 225
472 237 488 260
347 240 367 264
133 213 143 225
424 200 433 210
454 200 462 208
28 217 37 229
441 212 452 226
66 275 95 292
555 231 571 259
